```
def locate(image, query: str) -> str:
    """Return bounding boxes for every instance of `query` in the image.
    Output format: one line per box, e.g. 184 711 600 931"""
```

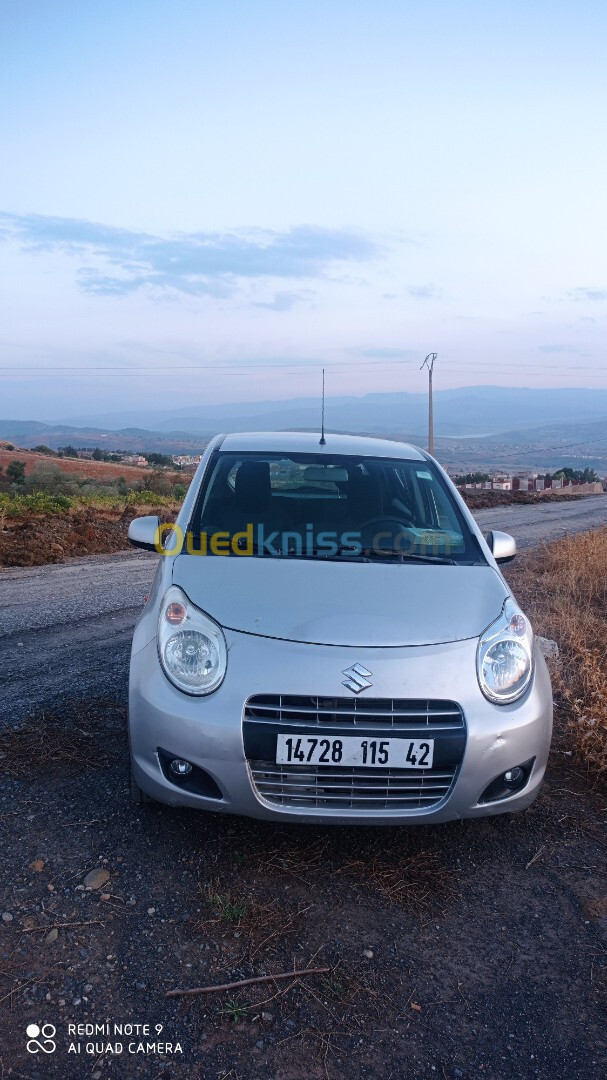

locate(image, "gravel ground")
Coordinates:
0 551 156 723
473 494 607 551
1 498 607 1078
1 701 606 1079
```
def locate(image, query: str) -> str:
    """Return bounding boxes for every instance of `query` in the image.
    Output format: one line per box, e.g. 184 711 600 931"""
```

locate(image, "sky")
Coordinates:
1 0 606 421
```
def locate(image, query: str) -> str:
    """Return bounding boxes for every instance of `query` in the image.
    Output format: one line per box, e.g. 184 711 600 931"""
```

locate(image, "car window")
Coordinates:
227 458 346 497
189 451 483 563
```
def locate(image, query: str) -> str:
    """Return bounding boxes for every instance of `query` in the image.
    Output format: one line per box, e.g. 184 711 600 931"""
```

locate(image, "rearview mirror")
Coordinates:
487 530 516 564
127 515 161 552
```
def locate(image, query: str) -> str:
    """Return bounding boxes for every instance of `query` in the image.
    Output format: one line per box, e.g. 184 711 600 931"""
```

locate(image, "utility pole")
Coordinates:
420 352 437 456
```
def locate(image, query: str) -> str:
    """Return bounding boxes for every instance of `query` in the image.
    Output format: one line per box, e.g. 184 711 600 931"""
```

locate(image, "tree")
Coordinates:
454 472 490 485
92 448 104 461
61 445 79 458
24 462 66 494
6 460 26 484
552 467 600 484
144 452 173 467
144 469 172 495
31 445 55 455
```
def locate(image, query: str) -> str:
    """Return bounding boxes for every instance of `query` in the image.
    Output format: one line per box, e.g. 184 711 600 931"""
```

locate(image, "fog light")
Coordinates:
169 758 193 778
504 767 524 784
479 758 535 804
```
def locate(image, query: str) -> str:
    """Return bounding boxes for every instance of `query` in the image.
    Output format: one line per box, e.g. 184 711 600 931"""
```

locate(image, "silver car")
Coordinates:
127 432 552 824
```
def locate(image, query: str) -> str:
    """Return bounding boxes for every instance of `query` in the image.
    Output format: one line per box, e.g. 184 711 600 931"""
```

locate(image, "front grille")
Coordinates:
245 695 464 732
249 761 457 811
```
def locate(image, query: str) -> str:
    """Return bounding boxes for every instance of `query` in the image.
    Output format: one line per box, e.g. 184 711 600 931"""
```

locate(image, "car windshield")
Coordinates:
188 451 484 564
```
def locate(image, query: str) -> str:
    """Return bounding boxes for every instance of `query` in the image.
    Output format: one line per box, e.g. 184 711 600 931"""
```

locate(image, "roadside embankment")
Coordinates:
0 501 179 566
505 527 607 774
461 489 593 510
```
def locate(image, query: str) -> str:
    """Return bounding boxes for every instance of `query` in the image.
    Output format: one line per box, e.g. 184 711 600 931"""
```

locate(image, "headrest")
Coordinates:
234 460 272 509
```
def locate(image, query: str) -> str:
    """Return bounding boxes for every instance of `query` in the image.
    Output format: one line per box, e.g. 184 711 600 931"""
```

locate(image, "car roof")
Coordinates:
219 431 426 460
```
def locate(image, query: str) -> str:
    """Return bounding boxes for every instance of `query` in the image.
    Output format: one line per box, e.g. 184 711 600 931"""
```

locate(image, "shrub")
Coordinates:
143 469 172 496
24 462 67 494
0 489 181 517
0 491 73 515
6 460 26 484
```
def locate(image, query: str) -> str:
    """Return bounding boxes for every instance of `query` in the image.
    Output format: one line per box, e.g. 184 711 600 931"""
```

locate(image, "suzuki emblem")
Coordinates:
341 663 373 694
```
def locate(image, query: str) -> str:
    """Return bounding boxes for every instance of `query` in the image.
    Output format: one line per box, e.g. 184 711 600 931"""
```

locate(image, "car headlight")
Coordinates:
157 586 226 695
477 598 533 704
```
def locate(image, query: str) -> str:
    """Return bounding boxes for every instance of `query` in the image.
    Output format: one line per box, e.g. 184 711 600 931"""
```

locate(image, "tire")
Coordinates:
129 759 153 804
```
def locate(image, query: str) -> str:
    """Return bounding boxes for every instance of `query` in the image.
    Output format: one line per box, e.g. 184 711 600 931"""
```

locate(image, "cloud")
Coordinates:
407 283 442 299
568 287 607 302
353 347 418 359
0 212 381 300
253 289 315 312
538 344 576 353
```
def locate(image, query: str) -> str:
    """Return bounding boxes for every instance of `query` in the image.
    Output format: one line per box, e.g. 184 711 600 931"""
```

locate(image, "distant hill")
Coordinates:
2 386 607 470
0 421 205 455
56 386 607 438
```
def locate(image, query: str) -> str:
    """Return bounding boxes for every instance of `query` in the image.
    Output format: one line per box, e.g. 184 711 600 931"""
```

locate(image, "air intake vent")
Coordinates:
249 761 457 811
244 695 464 732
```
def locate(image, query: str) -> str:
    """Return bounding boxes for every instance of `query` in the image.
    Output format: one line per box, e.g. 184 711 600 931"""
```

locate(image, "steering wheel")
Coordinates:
359 517 413 550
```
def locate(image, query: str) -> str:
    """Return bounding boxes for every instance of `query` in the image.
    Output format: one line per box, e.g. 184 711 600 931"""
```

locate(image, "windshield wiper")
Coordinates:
301 544 368 560
362 548 457 565
237 539 367 560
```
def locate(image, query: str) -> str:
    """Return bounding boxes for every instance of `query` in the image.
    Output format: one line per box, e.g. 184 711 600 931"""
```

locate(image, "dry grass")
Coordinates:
335 851 459 911
0 701 127 778
506 527 607 775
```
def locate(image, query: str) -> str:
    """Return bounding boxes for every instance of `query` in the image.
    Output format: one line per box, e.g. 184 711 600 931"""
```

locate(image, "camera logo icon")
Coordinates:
26 1023 56 1054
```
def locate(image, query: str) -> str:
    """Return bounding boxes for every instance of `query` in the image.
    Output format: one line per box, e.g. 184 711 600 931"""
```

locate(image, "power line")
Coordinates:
1 364 606 377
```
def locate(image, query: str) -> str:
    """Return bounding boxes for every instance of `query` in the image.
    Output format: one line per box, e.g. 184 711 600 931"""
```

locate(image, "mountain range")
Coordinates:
53 386 607 437
1 387 607 471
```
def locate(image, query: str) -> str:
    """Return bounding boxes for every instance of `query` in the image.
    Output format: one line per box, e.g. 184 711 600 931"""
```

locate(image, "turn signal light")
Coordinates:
165 602 186 625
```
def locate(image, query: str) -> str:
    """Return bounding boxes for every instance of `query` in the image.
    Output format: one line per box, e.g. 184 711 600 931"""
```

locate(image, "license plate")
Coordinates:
275 735 434 769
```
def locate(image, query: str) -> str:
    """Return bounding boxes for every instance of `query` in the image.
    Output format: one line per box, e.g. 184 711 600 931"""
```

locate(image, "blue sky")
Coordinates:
1 0 606 420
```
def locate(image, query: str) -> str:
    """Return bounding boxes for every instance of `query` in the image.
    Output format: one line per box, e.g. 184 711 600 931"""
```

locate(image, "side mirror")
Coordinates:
127 515 161 552
487 530 516 564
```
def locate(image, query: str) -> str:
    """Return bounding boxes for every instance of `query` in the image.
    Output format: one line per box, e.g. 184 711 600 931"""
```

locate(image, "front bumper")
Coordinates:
128 629 553 825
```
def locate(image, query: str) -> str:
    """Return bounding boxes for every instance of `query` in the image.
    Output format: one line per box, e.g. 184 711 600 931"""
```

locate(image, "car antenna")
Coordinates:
319 367 326 445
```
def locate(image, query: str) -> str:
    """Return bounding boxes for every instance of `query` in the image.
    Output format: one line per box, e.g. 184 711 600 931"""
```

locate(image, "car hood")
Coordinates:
171 556 508 647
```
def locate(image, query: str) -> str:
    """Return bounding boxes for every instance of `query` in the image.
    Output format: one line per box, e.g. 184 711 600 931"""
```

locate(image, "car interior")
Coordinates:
189 453 472 558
